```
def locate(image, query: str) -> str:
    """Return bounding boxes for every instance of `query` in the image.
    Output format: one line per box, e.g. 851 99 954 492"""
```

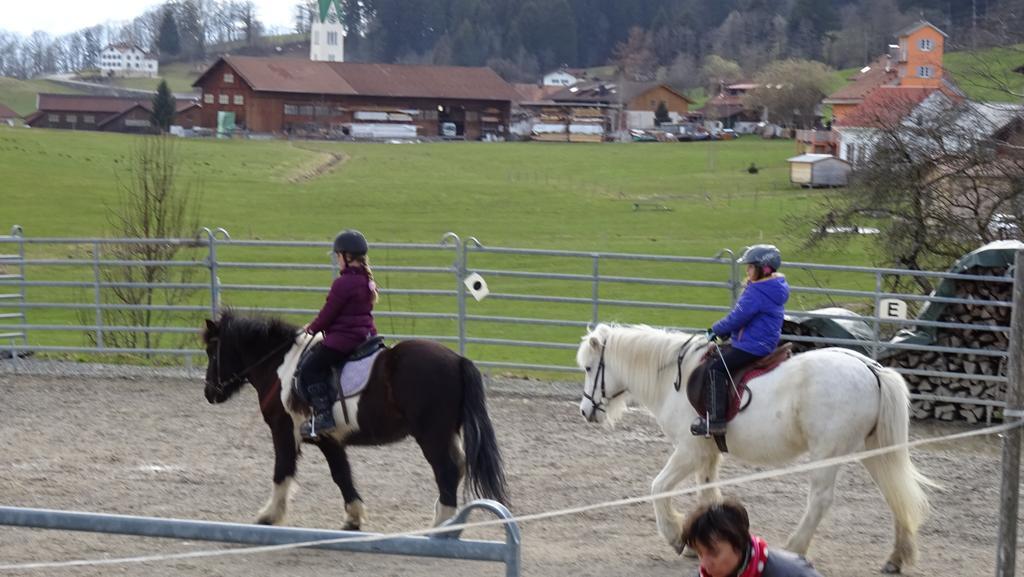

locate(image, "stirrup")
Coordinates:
300 413 336 439
690 416 726 437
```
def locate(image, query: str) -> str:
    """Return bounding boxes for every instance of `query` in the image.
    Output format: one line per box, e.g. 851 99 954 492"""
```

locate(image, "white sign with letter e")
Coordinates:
878 298 907 320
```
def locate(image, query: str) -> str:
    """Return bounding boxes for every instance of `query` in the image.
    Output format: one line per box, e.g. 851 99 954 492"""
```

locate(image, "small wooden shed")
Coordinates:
787 154 851 187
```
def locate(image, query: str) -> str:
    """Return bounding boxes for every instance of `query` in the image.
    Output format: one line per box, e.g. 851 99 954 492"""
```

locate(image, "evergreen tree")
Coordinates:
654 101 671 126
157 7 181 56
151 80 176 132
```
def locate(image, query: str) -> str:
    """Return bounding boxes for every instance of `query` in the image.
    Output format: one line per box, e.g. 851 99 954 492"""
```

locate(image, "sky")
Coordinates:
5 0 295 37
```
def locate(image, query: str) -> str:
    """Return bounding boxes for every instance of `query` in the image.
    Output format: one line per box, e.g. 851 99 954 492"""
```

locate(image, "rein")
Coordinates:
209 333 297 399
672 334 700 392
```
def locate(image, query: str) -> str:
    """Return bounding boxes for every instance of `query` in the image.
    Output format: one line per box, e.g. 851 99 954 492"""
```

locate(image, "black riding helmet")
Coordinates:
737 244 781 271
332 229 368 256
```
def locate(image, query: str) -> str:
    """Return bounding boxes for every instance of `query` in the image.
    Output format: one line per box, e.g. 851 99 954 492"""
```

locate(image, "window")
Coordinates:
224 73 234 84
125 118 151 127
83 115 95 124
917 66 933 79
284 104 299 115
327 31 338 46
47 114 59 123
219 94 229 104
66 114 77 123
233 94 244 105
314 31 319 44
204 93 214 104
299 105 314 116
919 38 934 51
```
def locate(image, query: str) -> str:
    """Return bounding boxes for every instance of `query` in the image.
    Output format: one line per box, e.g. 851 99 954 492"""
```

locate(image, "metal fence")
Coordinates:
0 500 521 576
0 225 1013 412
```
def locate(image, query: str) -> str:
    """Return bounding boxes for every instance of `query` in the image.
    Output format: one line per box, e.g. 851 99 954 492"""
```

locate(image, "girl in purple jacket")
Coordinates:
299 229 379 439
691 244 789 437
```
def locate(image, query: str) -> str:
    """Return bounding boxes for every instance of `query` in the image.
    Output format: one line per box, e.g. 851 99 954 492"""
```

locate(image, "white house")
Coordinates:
543 69 580 87
310 0 345 62
836 89 1024 166
99 43 158 78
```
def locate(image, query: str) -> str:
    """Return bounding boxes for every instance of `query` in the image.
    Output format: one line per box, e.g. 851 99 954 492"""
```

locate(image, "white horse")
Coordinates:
576 323 934 574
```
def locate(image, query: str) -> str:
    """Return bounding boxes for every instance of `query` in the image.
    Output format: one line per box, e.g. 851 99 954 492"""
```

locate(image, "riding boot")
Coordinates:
300 379 338 439
691 371 729 437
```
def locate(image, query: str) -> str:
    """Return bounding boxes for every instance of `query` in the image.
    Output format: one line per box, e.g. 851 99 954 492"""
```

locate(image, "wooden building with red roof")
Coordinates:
25 94 200 133
191 56 520 139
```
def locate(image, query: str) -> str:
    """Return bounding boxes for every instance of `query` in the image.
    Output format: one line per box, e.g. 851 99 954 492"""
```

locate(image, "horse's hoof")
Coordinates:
342 521 360 532
881 561 901 574
255 516 274 526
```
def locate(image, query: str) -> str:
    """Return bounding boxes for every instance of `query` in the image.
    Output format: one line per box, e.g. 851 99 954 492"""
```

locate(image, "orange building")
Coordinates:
824 21 951 126
896 22 945 88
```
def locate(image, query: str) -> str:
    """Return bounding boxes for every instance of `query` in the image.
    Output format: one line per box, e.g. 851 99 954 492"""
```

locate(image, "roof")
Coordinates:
824 55 899 104
195 56 520 101
549 81 692 105
32 93 197 114
26 94 199 125
0 102 18 119
897 20 948 39
104 42 151 55
317 0 342 21
512 83 566 104
788 154 847 164
838 86 936 128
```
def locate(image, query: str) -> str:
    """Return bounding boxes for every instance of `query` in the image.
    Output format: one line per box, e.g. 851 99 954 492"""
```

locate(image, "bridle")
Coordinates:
582 343 626 417
207 333 296 399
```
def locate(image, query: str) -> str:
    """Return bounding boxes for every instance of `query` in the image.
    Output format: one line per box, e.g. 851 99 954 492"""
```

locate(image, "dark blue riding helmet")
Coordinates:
333 229 368 256
737 244 781 271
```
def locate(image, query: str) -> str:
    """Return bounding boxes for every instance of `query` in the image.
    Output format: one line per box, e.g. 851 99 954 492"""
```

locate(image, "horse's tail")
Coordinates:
862 367 937 562
460 357 510 506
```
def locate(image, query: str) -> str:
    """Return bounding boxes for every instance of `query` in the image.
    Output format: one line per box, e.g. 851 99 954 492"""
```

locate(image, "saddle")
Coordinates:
685 342 794 422
296 336 387 400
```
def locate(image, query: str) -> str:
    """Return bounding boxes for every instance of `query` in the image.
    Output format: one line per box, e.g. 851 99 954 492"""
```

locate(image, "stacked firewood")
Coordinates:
781 266 1011 422
890 266 1010 423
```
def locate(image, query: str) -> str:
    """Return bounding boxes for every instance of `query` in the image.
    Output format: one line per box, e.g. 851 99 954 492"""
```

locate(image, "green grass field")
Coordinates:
0 78 84 117
0 126 881 371
106 63 204 93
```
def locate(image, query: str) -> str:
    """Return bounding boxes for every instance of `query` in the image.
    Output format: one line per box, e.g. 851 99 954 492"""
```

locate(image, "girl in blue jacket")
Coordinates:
692 245 790 437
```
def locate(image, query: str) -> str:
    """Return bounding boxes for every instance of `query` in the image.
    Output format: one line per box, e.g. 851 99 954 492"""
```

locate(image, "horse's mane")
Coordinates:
601 323 704 399
206 309 300 351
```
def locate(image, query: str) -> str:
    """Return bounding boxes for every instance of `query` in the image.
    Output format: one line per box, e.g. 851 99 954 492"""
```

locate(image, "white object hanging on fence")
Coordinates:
464 272 489 301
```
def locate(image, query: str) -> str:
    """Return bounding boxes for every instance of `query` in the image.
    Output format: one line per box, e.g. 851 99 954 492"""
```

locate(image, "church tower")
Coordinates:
310 0 345 62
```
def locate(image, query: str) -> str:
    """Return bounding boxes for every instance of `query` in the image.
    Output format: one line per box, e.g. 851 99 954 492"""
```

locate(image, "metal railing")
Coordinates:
0 500 521 576
0 226 1014 412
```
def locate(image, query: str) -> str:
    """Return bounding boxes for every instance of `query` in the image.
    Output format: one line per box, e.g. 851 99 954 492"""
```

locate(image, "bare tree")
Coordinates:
613 26 657 82
98 137 203 352
801 95 1024 292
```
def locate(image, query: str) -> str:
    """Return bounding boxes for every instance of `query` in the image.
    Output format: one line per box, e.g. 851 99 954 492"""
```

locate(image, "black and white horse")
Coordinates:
202 311 509 529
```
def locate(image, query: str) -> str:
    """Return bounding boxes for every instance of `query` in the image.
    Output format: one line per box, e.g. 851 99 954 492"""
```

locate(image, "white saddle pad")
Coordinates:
337 349 382 398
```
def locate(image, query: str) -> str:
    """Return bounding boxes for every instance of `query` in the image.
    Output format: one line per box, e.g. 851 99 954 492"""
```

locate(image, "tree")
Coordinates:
701 54 743 95
157 7 181 57
178 0 207 59
802 97 1024 292
613 26 657 82
100 136 203 352
744 59 833 128
654 101 671 126
152 80 176 132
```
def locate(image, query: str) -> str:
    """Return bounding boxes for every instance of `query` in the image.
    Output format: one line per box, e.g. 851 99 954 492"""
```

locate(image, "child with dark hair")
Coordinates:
682 498 823 577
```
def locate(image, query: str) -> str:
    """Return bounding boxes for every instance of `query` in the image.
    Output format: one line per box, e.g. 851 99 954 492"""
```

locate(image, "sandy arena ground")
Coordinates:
0 372 1020 577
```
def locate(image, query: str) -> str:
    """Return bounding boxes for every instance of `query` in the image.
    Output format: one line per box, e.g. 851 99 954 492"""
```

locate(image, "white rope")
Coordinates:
0 420 1019 573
